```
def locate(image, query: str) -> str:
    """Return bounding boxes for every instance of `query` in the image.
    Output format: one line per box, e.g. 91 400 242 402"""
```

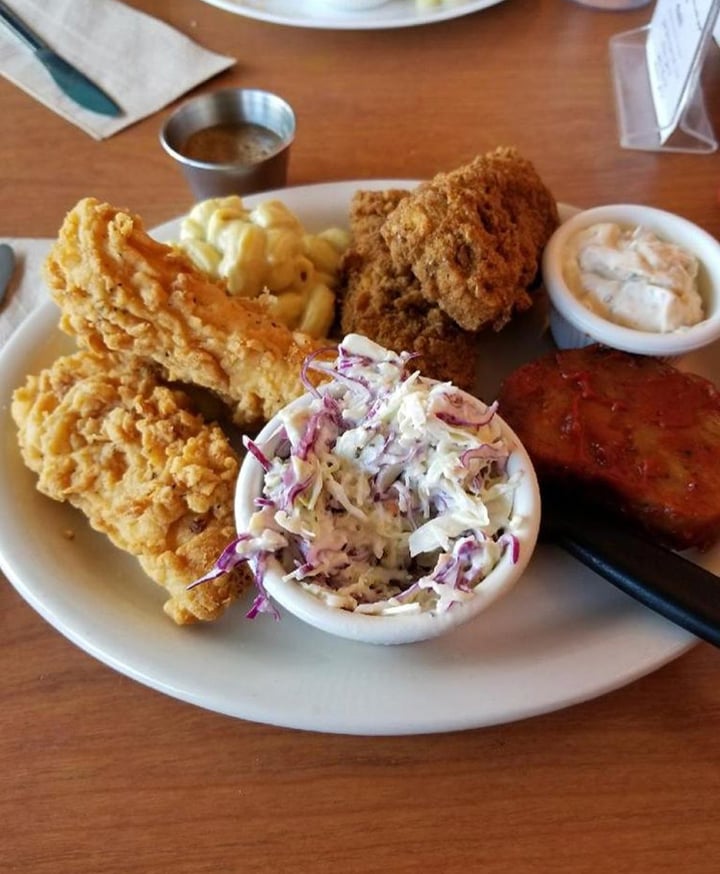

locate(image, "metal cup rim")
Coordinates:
159 87 296 171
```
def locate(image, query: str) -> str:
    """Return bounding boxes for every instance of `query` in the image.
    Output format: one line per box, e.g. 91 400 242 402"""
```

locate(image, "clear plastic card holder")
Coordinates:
609 18 718 154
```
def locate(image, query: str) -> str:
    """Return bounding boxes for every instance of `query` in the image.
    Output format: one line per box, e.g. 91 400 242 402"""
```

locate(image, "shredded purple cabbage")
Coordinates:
189 336 523 620
244 437 272 472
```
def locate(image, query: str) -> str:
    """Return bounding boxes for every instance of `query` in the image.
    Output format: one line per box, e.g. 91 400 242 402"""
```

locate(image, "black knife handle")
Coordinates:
544 499 720 648
0 1 47 52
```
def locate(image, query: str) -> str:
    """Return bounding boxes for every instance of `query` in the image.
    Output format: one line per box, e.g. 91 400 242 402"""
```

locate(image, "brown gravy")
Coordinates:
181 122 283 165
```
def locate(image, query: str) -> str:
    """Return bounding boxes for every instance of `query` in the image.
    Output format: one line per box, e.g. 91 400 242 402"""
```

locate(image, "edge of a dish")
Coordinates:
0 181 701 736
195 0 506 31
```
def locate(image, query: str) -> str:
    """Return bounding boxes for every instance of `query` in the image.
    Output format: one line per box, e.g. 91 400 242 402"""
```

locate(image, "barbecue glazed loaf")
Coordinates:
498 345 720 551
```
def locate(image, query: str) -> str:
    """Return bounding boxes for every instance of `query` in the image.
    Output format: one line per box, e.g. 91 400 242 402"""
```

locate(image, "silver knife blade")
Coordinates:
0 1 122 117
0 243 16 308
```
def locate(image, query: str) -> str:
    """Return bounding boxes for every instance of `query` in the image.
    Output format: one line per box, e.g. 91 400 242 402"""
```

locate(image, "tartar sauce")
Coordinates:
563 222 704 332
192 335 523 619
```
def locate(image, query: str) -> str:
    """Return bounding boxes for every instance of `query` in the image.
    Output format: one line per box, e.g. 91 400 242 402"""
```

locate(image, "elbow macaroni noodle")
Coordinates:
173 196 350 338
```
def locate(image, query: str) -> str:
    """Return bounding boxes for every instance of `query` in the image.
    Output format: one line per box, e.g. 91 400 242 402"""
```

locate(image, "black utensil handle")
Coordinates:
553 522 720 648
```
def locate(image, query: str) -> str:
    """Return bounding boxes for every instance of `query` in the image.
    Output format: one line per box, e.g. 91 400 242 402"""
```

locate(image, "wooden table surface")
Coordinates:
2 1 719 871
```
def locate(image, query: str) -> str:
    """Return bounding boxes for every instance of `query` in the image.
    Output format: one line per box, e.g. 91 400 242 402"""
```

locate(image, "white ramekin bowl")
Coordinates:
234 393 541 646
542 204 720 357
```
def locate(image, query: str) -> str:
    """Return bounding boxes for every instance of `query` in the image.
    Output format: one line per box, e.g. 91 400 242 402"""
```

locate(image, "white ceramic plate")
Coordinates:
196 0 505 30
1 180 717 737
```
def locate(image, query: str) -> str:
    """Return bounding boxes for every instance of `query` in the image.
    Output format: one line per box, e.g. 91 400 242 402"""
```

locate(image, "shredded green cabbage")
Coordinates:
191 334 522 618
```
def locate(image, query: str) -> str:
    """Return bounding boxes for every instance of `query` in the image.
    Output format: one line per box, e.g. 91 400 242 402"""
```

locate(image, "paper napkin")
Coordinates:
0 238 53 347
0 0 235 139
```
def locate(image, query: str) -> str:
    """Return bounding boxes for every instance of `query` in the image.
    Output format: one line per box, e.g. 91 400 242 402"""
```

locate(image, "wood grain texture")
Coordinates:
2 2 719 872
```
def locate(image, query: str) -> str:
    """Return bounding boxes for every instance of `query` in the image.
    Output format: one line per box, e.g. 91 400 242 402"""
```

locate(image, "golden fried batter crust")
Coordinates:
44 198 325 429
381 147 559 332
498 346 720 551
337 189 480 391
12 350 250 624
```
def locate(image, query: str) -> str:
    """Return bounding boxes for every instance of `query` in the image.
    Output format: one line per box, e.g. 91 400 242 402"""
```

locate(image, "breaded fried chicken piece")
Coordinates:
337 189 480 391
498 346 720 551
381 147 559 332
44 198 324 429
12 350 250 624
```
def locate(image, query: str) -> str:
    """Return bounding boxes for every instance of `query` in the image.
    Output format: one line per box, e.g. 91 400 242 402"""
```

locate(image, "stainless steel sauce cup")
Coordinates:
160 88 296 199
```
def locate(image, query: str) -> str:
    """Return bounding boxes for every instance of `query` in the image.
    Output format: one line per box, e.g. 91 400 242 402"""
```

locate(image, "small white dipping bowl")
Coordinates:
234 393 541 646
543 204 720 357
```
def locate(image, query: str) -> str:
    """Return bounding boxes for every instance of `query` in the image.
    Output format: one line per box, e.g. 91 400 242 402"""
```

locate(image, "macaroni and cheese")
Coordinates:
173 196 350 338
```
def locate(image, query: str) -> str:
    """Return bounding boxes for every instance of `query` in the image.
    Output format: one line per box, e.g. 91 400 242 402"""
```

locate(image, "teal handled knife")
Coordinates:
0 243 15 308
0 1 122 117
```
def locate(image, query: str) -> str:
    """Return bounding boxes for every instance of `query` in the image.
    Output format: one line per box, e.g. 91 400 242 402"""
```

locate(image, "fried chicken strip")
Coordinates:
381 147 559 332
337 189 480 391
44 198 325 429
12 350 250 624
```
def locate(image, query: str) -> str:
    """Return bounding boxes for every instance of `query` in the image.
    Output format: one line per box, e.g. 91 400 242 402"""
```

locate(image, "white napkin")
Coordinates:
0 0 235 139
0 238 52 347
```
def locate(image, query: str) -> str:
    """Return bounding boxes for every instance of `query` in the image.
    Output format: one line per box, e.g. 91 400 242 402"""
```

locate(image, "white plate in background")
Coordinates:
196 0 505 30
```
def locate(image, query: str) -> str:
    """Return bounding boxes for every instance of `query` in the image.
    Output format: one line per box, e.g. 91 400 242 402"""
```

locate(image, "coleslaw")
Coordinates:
192 335 523 619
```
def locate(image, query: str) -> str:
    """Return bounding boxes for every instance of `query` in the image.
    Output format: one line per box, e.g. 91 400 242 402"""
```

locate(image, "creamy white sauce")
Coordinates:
563 222 704 333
